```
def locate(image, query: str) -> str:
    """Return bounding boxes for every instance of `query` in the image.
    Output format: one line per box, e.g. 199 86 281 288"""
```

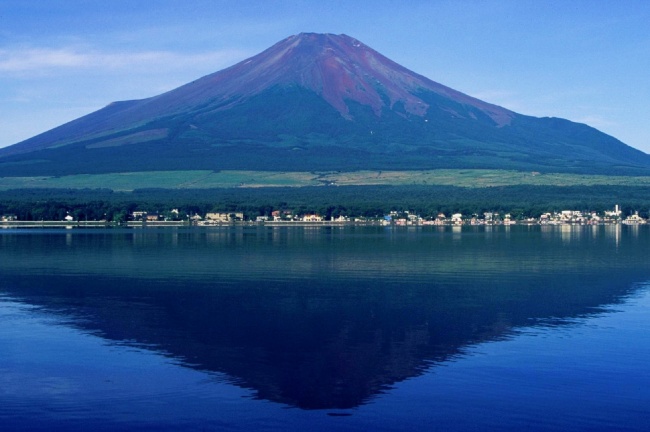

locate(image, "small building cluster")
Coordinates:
380 206 645 226
204 212 244 224
2 205 647 226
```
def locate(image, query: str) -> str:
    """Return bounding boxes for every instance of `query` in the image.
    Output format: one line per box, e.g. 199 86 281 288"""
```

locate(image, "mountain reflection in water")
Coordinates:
1 225 648 410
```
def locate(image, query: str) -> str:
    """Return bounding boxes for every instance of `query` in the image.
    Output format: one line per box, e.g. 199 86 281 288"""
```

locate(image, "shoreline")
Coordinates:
0 220 642 229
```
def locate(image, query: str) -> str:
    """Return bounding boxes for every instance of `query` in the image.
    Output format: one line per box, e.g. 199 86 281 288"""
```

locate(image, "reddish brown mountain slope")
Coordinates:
1 33 648 175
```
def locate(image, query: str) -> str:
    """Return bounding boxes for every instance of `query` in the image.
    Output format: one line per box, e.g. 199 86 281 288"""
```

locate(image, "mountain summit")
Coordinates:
1 33 648 175
176 32 514 125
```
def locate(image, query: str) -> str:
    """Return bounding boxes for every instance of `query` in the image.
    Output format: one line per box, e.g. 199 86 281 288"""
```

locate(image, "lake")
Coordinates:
1 225 650 431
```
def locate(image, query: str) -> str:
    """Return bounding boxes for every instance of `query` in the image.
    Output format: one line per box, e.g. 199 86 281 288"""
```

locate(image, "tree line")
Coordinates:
2 185 650 222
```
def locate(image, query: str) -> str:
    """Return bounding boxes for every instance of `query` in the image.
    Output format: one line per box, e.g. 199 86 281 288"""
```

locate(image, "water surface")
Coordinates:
1 225 649 430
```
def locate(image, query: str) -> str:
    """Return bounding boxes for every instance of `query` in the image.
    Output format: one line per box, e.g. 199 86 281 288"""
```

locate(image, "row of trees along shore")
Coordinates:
3 185 650 222
0 186 650 222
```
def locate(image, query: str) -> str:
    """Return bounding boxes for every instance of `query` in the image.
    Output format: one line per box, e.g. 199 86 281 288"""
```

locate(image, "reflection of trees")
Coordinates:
2 226 646 281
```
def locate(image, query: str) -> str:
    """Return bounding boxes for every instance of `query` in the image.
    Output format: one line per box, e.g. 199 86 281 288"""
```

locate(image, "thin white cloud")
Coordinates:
0 48 84 71
0 46 249 75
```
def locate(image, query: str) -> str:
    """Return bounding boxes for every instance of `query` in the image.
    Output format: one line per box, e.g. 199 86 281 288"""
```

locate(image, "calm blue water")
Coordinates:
1 225 649 431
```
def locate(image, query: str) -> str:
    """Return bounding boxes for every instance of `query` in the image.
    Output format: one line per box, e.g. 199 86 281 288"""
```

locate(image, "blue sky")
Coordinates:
2 1 649 152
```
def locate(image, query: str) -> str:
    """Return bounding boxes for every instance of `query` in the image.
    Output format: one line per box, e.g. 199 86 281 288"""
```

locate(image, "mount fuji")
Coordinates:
2 33 648 176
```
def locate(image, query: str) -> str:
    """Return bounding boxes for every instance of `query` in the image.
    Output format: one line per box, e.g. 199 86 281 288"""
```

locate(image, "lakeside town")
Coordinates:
1 205 647 227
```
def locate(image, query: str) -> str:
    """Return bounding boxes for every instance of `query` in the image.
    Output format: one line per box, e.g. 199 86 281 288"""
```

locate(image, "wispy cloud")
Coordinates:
0 46 250 75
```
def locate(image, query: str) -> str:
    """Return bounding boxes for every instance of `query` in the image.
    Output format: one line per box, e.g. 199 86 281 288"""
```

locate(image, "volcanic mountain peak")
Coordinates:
0 32 516 158
2 32 649 176
261 32 432 118
284 33 514 125
136 32 513 125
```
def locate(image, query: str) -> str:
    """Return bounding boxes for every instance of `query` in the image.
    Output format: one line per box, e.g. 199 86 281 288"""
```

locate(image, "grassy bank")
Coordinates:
2 169 650 191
